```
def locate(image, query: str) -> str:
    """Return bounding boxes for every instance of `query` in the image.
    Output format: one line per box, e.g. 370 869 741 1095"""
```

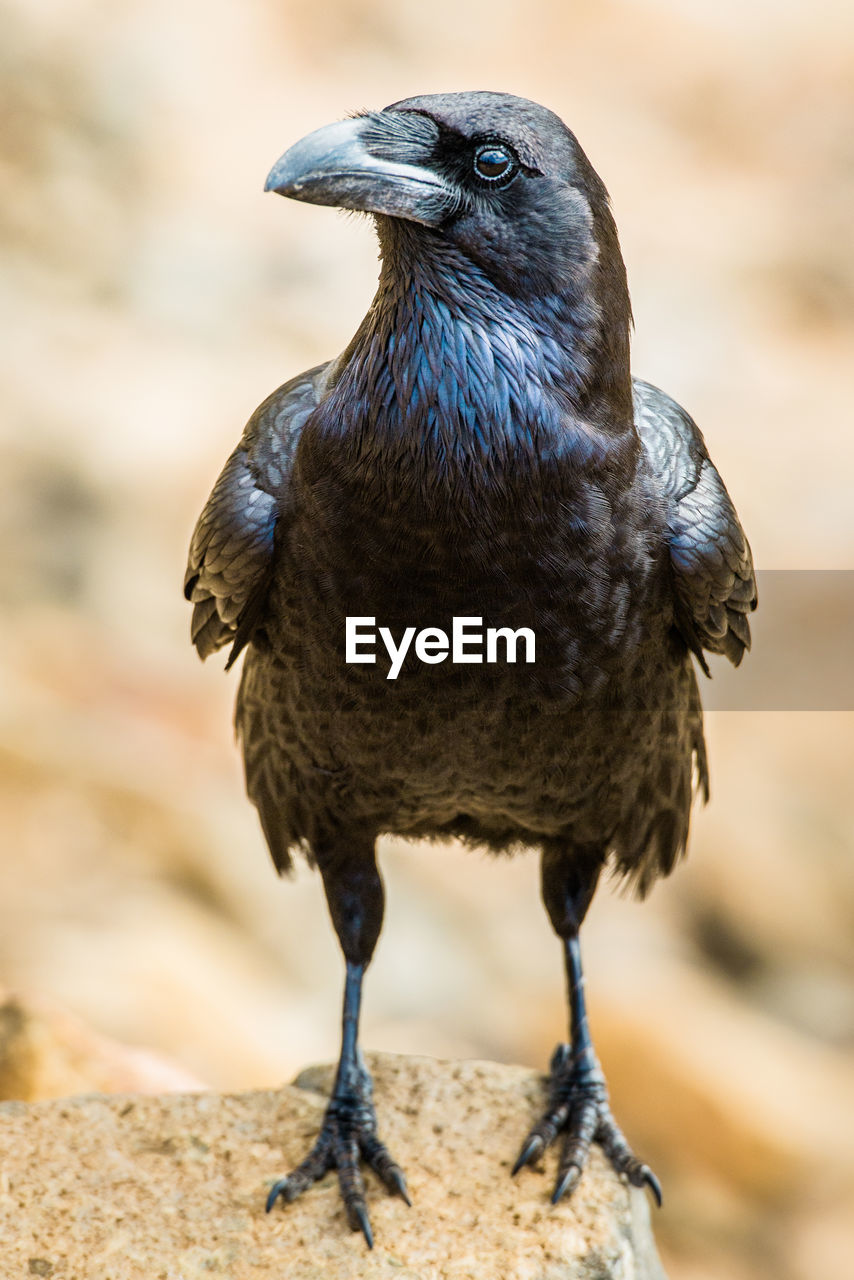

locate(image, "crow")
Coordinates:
184 91 756 1247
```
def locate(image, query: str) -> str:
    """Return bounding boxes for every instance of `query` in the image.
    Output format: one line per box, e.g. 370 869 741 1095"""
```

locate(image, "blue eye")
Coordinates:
474 144 515 183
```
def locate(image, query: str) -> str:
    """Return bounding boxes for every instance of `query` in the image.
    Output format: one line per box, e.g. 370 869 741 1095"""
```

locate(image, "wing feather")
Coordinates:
634 378 757 675
183 362 328 661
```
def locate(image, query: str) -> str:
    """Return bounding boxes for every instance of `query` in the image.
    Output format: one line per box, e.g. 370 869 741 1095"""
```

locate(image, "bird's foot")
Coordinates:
512 1043 662 1207
266 1061 410 1249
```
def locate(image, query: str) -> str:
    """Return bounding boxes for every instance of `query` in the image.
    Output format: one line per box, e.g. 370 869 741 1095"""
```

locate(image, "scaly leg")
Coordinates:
512 849 661 1206
266 841 409 1247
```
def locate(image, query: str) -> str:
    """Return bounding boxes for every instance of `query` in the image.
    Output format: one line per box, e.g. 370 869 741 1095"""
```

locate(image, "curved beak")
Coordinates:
264 111 454 227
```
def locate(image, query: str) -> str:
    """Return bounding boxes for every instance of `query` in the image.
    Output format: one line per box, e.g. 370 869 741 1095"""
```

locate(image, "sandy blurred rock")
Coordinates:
0 1052 667 1279
0 990 206 1101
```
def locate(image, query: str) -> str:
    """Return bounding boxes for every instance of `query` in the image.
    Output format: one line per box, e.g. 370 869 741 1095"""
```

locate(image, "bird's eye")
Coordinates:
473 144 516 185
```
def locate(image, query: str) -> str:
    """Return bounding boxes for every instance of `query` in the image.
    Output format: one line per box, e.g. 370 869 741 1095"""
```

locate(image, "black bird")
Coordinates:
184 91 756 1247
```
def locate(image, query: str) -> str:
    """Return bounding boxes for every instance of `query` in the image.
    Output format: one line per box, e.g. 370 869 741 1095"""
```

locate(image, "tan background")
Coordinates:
1 1 853 1276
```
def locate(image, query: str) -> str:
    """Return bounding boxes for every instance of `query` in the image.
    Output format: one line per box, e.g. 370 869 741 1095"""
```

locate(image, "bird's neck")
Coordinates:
313 227 636 510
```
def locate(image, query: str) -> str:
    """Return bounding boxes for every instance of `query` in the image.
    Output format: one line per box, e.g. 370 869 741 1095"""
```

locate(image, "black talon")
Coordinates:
551 1163 581 1205
512 1133 544 1176
265 1178 287 1212
387 1168 412 1205
361 1133 411 1203
641 1166 663 1208
349 1200 374 1249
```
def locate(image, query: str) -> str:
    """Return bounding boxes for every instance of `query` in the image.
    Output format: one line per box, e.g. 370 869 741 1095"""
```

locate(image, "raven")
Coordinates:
184 91 756 1247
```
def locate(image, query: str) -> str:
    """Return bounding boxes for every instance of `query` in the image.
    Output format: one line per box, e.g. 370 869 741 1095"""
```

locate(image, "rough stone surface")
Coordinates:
0 1053 666 1280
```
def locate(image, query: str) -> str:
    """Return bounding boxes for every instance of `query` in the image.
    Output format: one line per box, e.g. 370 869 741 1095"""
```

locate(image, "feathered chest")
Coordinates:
277 422 663 694
269 278 660 677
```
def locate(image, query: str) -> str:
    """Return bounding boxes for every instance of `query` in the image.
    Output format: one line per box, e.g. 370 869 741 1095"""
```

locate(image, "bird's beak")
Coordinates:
264 111 454 227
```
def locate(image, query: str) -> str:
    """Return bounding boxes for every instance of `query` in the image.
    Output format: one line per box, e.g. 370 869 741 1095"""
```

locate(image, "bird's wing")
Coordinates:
184 363 328 663
633 378 757 675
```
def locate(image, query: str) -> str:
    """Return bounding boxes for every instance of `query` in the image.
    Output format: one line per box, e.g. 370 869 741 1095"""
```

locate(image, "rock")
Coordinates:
0 1052 667 1279
0 991 207 1102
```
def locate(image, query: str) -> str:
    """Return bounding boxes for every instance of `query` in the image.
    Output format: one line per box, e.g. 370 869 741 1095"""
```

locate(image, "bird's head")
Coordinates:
265 91 626 308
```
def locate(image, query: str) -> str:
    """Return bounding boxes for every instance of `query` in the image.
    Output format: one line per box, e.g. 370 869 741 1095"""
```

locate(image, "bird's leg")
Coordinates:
512 850 662 1207
266 843 409 1247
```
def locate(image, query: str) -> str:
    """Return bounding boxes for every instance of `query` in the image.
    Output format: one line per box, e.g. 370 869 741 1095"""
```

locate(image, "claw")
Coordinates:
512 1133 544 1176
361 1133 411 1204
515 1041 659 1212
265 1178 288 1212
265 1080 406 1247
641 1165 663 1208
551 1162 581 1205
348 1199 374 1249
388 1167 412 1206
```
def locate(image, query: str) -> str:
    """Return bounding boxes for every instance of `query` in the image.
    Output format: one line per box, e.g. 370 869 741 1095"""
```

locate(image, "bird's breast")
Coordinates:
271 435 667 712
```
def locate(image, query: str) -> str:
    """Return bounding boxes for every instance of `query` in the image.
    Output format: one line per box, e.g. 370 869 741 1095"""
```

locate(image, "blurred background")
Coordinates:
1 0 852 1275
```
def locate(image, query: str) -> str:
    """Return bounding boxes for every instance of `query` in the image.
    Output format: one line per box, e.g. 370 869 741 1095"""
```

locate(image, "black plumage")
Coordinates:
184 91 756 1246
